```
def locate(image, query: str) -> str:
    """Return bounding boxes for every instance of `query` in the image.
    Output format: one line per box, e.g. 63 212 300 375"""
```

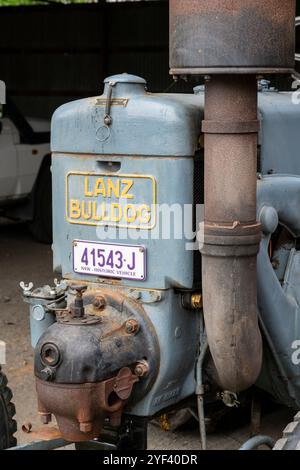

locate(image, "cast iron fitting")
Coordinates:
70 285 87 318
41 343 61 368
36 367 139 441
201 222 262 258
34 289 160 440
181 292 203 310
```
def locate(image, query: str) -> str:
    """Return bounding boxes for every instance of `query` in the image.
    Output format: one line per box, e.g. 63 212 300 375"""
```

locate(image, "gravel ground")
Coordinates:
0 219 294 450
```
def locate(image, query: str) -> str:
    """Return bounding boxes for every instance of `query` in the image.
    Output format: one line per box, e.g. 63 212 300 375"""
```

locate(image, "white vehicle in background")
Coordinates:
0 98 52 243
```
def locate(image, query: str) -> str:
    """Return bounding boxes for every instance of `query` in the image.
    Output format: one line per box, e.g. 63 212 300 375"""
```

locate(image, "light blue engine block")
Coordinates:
26 74 300 416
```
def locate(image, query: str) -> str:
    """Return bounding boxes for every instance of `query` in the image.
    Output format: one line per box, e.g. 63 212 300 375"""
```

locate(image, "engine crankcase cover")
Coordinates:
34 289 160 404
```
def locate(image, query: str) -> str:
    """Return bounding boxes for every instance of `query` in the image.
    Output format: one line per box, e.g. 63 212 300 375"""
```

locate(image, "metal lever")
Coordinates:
104 81 116 126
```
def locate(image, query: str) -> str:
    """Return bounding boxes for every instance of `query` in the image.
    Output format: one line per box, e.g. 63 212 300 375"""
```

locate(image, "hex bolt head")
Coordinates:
134 361 149 377
40 367 55 382
125 319 139 335
80 422 92 433
93 296 106 310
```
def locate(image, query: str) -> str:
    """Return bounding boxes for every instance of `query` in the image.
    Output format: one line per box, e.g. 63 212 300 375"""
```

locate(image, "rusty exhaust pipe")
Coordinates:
170 0 296 392
201 74 262 391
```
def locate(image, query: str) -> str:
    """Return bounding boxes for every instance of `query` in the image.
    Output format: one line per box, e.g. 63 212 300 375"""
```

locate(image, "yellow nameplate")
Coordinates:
66 172 156 230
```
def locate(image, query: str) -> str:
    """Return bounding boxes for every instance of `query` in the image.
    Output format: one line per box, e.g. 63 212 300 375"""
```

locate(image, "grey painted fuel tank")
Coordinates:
51 80 300 290
51 74 203 290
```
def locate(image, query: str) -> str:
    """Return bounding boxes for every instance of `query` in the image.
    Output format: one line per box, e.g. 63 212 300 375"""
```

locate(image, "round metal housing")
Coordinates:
170 0 296 75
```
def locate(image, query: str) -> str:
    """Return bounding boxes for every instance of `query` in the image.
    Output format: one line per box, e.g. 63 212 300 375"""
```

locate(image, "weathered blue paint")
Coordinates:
50 75 202 415
52 74 201 290
259 91 300 175
256 175 300 409
51 74 203 157
48 75 300 415
52 154 194 290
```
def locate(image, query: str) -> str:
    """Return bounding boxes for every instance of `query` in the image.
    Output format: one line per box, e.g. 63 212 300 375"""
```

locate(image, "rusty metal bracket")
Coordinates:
36 367 139 441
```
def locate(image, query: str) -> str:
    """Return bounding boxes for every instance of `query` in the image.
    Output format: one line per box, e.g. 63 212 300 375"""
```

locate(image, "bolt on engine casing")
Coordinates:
170 0 296 75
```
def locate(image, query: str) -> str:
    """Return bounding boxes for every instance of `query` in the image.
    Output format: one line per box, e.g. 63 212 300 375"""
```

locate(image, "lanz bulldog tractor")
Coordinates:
2 0 300 451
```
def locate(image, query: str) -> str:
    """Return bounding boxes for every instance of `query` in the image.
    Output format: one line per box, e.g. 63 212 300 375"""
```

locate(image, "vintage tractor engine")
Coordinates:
21 0 300 450
22 73 201 443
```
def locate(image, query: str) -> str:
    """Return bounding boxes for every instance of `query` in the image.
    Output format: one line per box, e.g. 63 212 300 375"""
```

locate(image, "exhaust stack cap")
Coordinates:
170 0 296 76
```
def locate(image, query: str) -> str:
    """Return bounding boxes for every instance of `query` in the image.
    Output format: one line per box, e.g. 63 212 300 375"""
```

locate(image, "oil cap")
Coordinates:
103 73 147 98
104 73 146 85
